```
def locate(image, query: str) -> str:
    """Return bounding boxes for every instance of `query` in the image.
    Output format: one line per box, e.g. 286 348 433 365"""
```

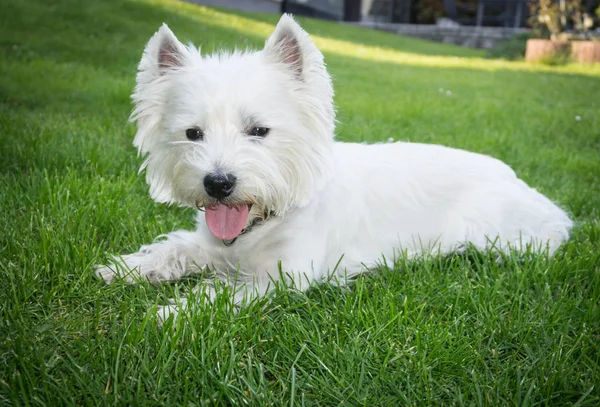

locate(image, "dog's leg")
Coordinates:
151 243 326 323
155 281 240 324
95 230 206 284
155 273 268 322
155 264 316 323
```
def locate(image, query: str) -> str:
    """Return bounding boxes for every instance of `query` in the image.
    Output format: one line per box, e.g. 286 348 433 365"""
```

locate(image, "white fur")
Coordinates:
96 15 572 321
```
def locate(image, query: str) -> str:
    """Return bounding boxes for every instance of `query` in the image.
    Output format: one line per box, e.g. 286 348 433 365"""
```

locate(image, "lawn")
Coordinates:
1 0 599 405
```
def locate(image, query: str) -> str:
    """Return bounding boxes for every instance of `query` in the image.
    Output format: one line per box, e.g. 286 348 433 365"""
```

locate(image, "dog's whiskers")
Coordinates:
243 192 264 216
195 199 206 211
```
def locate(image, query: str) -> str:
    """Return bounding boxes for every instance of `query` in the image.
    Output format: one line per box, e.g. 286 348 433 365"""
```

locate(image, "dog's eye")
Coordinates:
185 127 204 141
248 127 269 137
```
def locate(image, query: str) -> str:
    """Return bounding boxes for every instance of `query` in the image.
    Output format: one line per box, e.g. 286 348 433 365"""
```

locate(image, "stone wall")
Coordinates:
353 22 530 49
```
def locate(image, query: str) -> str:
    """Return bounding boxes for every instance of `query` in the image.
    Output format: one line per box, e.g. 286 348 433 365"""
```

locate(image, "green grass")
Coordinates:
1 0 600 405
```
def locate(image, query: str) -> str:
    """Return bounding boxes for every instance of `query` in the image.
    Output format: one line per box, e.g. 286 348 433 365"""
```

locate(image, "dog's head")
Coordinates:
131 15 334 240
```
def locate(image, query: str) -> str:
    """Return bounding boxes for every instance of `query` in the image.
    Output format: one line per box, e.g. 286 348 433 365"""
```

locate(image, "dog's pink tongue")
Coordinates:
205 204 249 240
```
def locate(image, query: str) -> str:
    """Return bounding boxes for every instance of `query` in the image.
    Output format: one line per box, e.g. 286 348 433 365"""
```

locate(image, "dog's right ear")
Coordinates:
138 24 189 76
131 25 192 204
131 24 191 185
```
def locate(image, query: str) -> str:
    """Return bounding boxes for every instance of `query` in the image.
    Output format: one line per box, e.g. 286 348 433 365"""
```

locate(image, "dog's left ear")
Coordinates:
263 14 323 79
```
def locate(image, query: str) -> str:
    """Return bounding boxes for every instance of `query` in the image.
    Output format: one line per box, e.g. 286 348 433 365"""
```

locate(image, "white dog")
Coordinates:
96 15 572 319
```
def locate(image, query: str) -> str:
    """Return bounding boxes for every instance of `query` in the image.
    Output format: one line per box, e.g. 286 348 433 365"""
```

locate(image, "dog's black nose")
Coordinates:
204 172 236 200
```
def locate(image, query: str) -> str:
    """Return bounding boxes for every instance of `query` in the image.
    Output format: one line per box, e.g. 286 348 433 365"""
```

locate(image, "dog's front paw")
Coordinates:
94 260 141 284
94 252 151 285
95 263 118 284
95 249 182 285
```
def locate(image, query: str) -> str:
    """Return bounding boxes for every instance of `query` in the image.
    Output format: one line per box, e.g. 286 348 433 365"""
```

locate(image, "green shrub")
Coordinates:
537 48 572 65
486 32 532 60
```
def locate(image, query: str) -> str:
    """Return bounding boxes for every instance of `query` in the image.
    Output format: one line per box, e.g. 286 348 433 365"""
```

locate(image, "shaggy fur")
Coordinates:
96 15 572 320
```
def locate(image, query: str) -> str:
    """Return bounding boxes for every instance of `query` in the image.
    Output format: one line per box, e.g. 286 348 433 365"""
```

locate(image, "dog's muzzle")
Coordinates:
203 172 236 200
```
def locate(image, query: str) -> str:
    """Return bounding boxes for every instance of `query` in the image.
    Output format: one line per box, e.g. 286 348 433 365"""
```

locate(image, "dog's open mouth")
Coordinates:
204 203 251 240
